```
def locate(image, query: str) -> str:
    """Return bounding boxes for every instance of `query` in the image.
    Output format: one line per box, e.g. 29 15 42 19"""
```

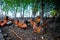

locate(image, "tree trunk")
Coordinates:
20 7 22 18
1 7 3 19
14 7 17 19
22 7 24 19
33 13 36 18
23 8 24 18
0 9 3 19
41 0 44 19
5 11 8 16
6 11 8 16
20 7 24 19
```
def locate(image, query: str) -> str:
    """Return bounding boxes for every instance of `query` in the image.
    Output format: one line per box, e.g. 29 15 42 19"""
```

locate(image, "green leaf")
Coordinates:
50 10 57 15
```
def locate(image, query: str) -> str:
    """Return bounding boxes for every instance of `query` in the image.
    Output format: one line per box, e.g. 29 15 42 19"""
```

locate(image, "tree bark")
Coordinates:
14 7 17 19
23 8 24 18
41 0 44 19
5 11 8 16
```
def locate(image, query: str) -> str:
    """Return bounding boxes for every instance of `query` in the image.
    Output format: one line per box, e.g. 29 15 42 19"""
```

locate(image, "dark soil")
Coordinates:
1 17 60 40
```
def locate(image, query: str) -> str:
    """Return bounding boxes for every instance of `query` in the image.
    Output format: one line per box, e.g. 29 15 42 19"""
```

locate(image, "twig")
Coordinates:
11 30 22 40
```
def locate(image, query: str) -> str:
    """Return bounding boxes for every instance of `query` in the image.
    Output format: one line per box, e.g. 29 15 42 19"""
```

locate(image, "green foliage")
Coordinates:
1 0 58 17
2 4 9 11
50 10 57 16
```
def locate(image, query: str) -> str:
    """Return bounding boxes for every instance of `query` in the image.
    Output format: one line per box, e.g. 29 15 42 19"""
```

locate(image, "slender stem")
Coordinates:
11 30 22 40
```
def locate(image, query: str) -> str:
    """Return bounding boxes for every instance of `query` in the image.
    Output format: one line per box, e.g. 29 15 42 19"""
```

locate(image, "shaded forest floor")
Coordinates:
1 17 60 40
